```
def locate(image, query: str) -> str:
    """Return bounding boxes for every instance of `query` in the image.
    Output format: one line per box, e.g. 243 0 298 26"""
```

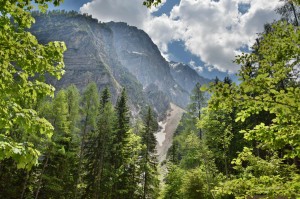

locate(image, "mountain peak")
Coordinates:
31 11 211 115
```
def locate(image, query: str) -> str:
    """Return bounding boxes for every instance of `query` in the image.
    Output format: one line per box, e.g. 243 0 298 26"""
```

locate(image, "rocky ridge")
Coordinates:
30 11 211 117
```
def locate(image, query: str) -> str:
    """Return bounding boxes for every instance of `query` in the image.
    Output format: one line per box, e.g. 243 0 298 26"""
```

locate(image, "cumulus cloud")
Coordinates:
80 0 282 73
80 0 150 28
146 0 282 72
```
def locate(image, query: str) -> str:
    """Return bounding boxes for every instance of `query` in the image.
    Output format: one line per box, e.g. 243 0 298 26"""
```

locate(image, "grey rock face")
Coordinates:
169 61 211 93
30 12 210 116
107 22 190 108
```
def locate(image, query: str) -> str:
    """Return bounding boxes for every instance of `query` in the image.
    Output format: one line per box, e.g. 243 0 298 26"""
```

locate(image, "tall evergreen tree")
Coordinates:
112 88 131 198
75 82 99 198
121 128 144 199
34 89 74 198
66 85 81 135
115 88 130 142
65 85 81 195
83 87 116 198
141 107 159 199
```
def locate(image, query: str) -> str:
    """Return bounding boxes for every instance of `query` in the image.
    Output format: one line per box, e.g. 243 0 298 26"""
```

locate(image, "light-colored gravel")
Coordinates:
155 103 185 163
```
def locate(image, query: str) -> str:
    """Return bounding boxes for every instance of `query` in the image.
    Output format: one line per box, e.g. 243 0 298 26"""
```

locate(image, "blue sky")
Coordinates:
49 0 282 81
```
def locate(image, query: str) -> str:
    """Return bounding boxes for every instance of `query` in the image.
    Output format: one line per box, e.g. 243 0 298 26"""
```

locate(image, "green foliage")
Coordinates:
34 89 78 198
81 82 100 132
141 107 158 154
199 78 246 176
66 85 80 135
120 129 145 198
161 164 184 199
180 167 214 199
83 88 116 198
143 0 162 8
214 148 300 199
141 106 160 199
188 82 207 118
163 8 300 198
209 20 300 199
177 132 202 169
0 0 66 169
186 82 207 139
162 163 221 199
75 82 99 197
112 88 142 198
231 21 300 157
116 88 130 138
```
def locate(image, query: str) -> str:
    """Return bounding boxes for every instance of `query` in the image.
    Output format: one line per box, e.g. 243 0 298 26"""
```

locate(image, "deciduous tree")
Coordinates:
0 0 66 170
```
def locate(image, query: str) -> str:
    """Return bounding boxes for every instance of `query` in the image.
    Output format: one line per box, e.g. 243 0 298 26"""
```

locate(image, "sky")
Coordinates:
49 0 283 80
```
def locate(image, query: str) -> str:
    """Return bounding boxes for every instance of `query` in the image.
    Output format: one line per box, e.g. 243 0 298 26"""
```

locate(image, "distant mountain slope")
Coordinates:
169 61 211 93
107 22 191 107
30 11 211 116
31 12 147 115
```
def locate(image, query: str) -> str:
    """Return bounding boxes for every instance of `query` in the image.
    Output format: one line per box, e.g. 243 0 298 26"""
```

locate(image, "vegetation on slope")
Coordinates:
161 1 300 198
1 0 300 198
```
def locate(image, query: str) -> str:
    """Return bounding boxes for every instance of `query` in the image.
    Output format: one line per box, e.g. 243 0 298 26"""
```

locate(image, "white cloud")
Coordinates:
189 60 203 73
148 0 282 73
79 0 150 28
80 0 282 73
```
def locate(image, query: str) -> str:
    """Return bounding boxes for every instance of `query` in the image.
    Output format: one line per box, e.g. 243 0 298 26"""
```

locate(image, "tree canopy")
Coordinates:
162 1 300 198
0 0 66 169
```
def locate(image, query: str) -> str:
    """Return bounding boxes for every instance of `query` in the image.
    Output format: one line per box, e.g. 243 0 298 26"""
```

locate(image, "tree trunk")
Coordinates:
290 2 299 26
20 171 30 199
74 113 89 198
35 154 49 199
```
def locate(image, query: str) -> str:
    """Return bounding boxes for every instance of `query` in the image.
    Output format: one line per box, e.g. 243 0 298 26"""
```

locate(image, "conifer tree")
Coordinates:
112 88 131 198
111 88 144 198
199 77 243 176
65 85 81 194
66 85 81 135
121 128 144 198
75 82 99 198
34 89 74 198
141 107 159 199
83 87 116 198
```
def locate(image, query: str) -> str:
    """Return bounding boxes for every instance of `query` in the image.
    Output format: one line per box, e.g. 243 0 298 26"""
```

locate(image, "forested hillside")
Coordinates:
161 1 300 198
0 0 161 198
0 81 161 198
0 0 300 199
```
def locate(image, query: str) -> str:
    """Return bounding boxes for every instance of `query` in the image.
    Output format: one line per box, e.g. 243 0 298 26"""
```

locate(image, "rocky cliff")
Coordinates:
30 11 210 116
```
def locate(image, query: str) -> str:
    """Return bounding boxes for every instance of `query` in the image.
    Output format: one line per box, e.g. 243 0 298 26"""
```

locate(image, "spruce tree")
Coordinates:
65 85 81 194
83 87 116 198
112 89 141 199
75 82 99 198
141 107 159 199
112 88 134 198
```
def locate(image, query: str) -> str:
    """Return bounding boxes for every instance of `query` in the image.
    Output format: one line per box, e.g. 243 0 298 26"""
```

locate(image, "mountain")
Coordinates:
169 61 210 93
106 22 191 107
30 11 211 117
